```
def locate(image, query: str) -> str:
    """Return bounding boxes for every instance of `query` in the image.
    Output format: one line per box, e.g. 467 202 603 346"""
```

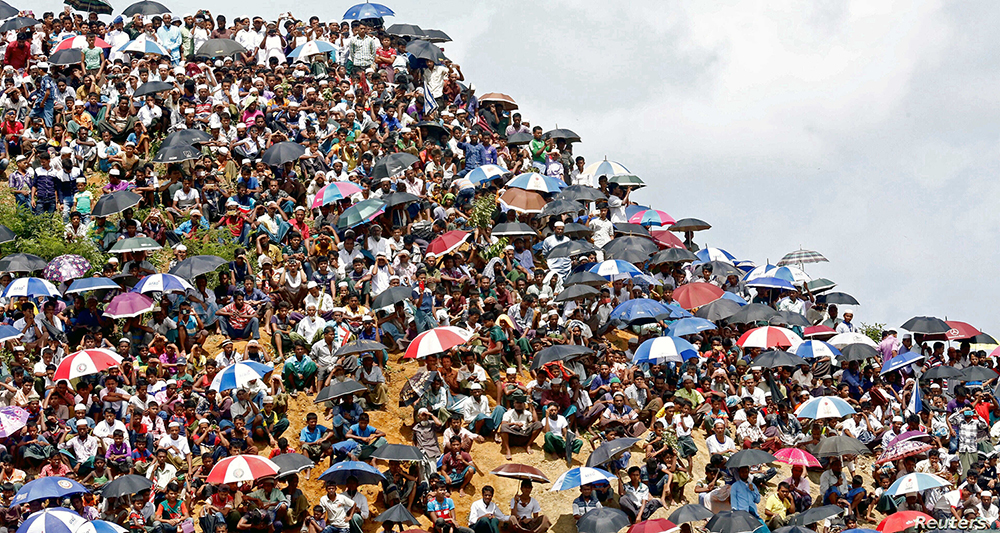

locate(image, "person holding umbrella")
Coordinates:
729 465 762 519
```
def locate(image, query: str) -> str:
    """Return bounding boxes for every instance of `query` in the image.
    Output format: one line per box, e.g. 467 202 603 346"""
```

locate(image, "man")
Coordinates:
59 419 100 475
245 477 289 527
730 465 761 518
618 466 662 524
31 151 59 215
540 222 571 279
468 485 509 533
354 353 388 409
508 480 550 533
343 476 369 533
500 395 543 460
836 311 859 334
764 482 796 529
571 484 602 521
216 292 260 340
282 342 318 396
319 481 356 533
455 383 505 438
542 401 581 466
157 421 193 475
950 407 989 479
440 436 476 496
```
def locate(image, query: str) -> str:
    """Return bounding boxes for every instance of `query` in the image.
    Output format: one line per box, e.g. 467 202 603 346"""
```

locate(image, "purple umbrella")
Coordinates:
0 406 28 437
104 293 156 319
887 430 932 448
43 254 91 283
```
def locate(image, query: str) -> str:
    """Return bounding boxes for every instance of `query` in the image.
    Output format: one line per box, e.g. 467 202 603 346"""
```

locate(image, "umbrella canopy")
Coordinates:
261 142 306 167
769 311 811 327
0 406 29 438
540 198 584 217
2 277 60 298
789 505 844 526
344 2 395 20
132 273 194 294
706 510 762 533
0 224 13 244
650 247 698 264
609 298 669 324
16 508 87 533
0 325 23 343
335 339 388 358
547 240 597 259
493 222 538 238
161 128 213 146
829 333 878 349
101 474 153 498
885 473 949 496
815 292 860 305
564 271 609 286
490 464 550 484
900 316 950 335
838 343 880 362
556 185 606 202
961 365 998 381
550 467 616 491
673 283 724 309
64 0 112 14
14 477 88 504
921 365 962 380
589 259 643 280
312 181 364 208
499 188 547 214
427 230 469 256
152 144 201 163
795 397 856 419
374 504 419 526
168 255 227 279
792 340 841 360
287 40 338 58
531 344 593 370
422 29 451 43
196 38 245 58
746 276 795 291
627 518 677 533
802 325 837 338
319 460 386 485
77 520 127 533
753 350 807 368
886 430 931 448
479 92 518 110
314 380 367 403
104 292 156 319
0 253 46 272
614 222 651 237
876 511 932 533
668 218 712 232
583 158 630 177
926 320 982 341
737 326 802 349
386 23 425 38
404 327 473 359
54 349 122 381
695 247 737 264
880 351 924 374
695 298 742 321
0 17 37 33
577 508 630 533
507 131 533 145
554 284 599 302
211 361 274 392
207 455 280 484
407 39 448 63
506 172 567 193
466 164 510 185
602 236 658 262
370 443 424 462
777 249 829 266
91 190 142 217
54 35 111 51
544 128 582 143
815 435 869 458
337 199 386 229
773 448 821 468
0 1 18 18
272 452 315 477
667 504 714 525
132 80 176 98
372 286 414 309
117 34 170 55
122 0 170 15
629 209 676 227
725 449 777 469
666 317 718 337
586 438 640 467
372 152 420 179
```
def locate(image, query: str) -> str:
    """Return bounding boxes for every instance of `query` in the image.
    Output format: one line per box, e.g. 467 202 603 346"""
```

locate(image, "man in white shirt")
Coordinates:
304 282 335 314
500 395 542 460
157 421 192 474
92 407 129 448
455 384 505 438
468 486 510 532
297 304 327 341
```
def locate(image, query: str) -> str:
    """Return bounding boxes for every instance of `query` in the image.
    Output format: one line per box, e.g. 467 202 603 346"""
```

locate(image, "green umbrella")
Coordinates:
337 199 386 229
64 0 113 15
109 236 163 254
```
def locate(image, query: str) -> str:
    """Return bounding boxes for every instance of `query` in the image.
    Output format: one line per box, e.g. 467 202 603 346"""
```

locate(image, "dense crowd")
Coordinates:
0 5 999 533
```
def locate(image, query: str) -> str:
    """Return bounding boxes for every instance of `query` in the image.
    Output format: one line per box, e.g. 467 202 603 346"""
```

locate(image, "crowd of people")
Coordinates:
1 5 999 533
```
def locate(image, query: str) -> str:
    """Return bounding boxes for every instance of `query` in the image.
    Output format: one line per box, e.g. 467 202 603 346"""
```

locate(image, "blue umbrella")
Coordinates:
13 476 89 504
466 164 509 185
287 40 338 59
632 336 699 364
1 277 61 298
589 260 642 280
880 351 924 375
65 277 121 294
0 325 22 343
609 299 669 324
318 461 386 485
506 172 567 194
695 247 737 264
210 361 274 391
77 520 128 533
792 340 842 360
745 276 795 291
666 317 718 336
721 292 748 305
343 2 394 20
17 508 87 533
661 303 693 319
550 467 616 491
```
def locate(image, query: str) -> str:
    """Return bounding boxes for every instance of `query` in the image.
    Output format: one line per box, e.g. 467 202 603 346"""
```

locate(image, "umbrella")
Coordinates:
506 131 533 145
54 349 122 381
602 236 658 262
695 247 737 264
667 504 713 525
0 325 23 343
0 1 17 19
286 39 338 59
564 271 608 287
773 448 821 468
380 191 421 209
374 504 419 526
753 350 807 368
122 0 170 14
385 23 425 38
101 474 153 498
0 224 13 244
614 223 651 237
900 316 950 335
550 467 616 491
880 351 924 374
211 361 274 392
768 311 810 328
161 128 213 146
311 181 363 208
427 230 469 256
91 190 142 217
609 298 669 324
132 273 194 294
658 304 693 320
961 366 998 381
196 38 245 58
465 164 509 185
589 259 643 280
0 253 46 272
117 34 169 55
666 317 718 337
415 121 449 139
372 286 414 309
746 276 795 291
207 455 280 484
47 49 82 66
673 283 724 310
370 443 424 462
838 343 880 362
803 325 837 338
314 380 367 403
479 92 518 110
506 172 567 194
13 477 88 504
777 249 829 266
132 81 176 99
629 209 676 227
815 435 869 458
404 327 473 359
971 333 998 345
493 222 538 238
422 29 451 43
816 292 860 305
531 345 593 370
695 298 742 321
337 199 386 229
705 510 762 533
169 255 227 279
884 473 949 496
16 508 87 533
876 511 932 533
737 326 802 349
583 158 630 178
925 320 982 341
319 460 386 485
544 128 581 143
922 365 962 380
152 144 202 163
627 518 677 533
104 292 156 319
553 284 599 302
539 198 584 217
577 508 630 533
272 452 315 477
54 35 111 51
795 397 856 419
650 248 698 264
725 449 776 468
586 438 640 467
2 277 60 298
792 340 841 360
343 2 395 20
789 505 844 526
490 464 550 484
887 430 931 448
335 339 388 357
0 17 37 33
77 521 127 533
668 218 712 232
833 333 879 350
372 153 420 180
556 186 607 205
0 406 29 438
261 142 306 167
406 39 447 63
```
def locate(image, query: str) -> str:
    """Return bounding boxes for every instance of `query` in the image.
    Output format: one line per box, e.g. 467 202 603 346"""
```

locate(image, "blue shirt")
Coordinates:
730 478 761 517
456 141 487 171
299 424 328 443
348 423 376 438
31 166 57 201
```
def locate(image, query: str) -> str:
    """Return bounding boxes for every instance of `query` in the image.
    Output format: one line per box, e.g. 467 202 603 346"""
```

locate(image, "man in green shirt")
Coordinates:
246 477 289 524
529 126 547 164
674 375 705 407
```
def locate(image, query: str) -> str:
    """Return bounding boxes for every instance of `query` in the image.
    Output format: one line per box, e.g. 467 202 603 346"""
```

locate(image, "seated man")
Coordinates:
282 342 318 396
571 484 602 521
345 413 387 461
58 419 100 476
618 466 663 524
468 485 509 533
440 436 476 497
499 395 542 460
299 412 335 466
507 480 550 533
215 292 260 340
354 353 389 409
245 477 289 529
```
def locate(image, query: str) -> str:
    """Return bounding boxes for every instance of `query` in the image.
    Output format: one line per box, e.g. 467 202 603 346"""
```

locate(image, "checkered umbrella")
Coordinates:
777 249 829 266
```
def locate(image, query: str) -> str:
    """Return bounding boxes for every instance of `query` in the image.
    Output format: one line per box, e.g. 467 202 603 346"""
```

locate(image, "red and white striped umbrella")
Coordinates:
54 35 112 51
207 454 280 484
54 349 122 381
426 230 469 257
404 326 473 359
737 326 802 349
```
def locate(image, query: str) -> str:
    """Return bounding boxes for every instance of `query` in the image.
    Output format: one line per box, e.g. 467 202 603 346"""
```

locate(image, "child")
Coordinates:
131 438 153 475
846 475 870 518
305 505 326 533
128 496 146 533
869 473 894 522
72 179 92 221
105 429 133 475
268 437 296 459
673 400 697 475
81 456 112 488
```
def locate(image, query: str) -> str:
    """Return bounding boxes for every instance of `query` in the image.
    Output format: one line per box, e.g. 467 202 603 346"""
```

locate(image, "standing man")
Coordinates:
31 151 59 215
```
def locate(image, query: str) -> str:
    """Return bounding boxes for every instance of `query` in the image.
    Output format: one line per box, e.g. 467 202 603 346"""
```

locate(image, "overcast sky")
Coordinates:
83 0 1000 334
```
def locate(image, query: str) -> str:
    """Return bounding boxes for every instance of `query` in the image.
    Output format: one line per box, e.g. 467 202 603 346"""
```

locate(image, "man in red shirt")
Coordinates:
3 35 30 71
215 292 260 340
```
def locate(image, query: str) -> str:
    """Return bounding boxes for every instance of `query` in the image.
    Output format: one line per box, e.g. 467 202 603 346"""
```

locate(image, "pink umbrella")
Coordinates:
629 209 676 227
426 230 469 256
311 181 363 208
648 229 685 249
104 292 156 319
887 430 932 448
773 447 821 468
54 35 111 51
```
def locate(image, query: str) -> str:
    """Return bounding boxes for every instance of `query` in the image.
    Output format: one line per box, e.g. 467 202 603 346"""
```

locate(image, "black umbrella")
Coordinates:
838 343 879 362
650 248 698 264
372 286 413 309
0 224 15 244
0 17 37 33
774 527 816 533
415 120 449 139
196 38 245 58
48 49 83 66
132 80 174 98
380 191 420 208
585 437 639 467
543 128 581 143
370 443 424 462
531 344 593 370
562 223 593 238
556 185 606 202
161 129 213 147
602 236 657 262
564 271 608 287
386 23 425 38
314 380 367 403
789 505 845 526
122 0 169 15
261 141 306 167
815 435 869 458
91 190 142 217
753 350 806 368
577 508 629 533
815 291 859 305
421 29 452 43
168 255 227 279
726 303 778 325
961 366 998 381
554 284 599 302
668 504 714 525
613 223 650 237
706 510 762 533
970 333 998 344
335 340 388 357
769 311 811 327
901 316 950 335
695 298 742 322
506 131 533 146
668 218 712 232
921 365 962 380
725 448 776 468
374 503 420 525
0 253 46 272
547 240 597 259
272 452 315 477
406 39 447 63
0 1 18 19
493 222 537 237
806 278 837 294
372 152 420 179
540 199 583 217
152 144 202 163
102 474 153 498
